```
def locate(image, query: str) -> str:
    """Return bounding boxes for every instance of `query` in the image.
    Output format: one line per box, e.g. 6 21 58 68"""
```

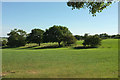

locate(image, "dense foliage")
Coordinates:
43 25 74 46
74 35 83 40
5 26 120 48
63 35 77 46
82 35 101 47
75 33 120 40
67 1 112 16
26 29 44 46
7 29 27 47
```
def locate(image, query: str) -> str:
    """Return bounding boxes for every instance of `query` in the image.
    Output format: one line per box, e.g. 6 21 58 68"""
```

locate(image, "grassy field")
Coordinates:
2 39 118 78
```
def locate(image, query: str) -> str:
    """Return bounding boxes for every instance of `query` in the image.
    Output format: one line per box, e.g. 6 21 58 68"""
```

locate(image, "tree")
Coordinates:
99 33 109 39
110 35 116 39
94 34 99 37
7 29 27 47
114 34 120 39
26 29 44 46
84 33 89 39
82 35 101 47
74 35 83 40
43 25 73 46
63 35 77 46
67 1 112 16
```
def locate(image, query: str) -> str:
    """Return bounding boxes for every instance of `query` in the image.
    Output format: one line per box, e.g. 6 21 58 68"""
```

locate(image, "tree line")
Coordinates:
74 33 120 40
1 25 119 48
2 25 77 47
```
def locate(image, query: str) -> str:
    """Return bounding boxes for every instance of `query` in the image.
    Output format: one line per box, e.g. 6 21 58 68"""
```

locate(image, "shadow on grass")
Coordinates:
73 46 97 49
2 45 38 49
2 45 63 50
20 45 38 49
34 45 62 49
2 46 15 49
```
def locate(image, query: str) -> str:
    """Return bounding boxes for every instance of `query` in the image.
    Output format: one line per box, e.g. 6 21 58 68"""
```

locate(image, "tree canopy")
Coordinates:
26 29 44 46
63 35 77 46
67 1 112 16
7 29 27 47
43 25 73 46
82 35 101 47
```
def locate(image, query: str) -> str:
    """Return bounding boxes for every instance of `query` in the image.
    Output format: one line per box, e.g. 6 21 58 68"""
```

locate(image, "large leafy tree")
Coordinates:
43 25 73 46
7 29 27 47
67 1 112 16
26 29 44 46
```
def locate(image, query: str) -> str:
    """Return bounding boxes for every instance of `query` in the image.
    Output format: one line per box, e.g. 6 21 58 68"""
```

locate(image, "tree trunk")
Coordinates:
58 42 61 47
39 43 40 46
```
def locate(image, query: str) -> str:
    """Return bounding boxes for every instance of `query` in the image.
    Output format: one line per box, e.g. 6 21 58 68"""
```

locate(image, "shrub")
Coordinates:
83 35 101 47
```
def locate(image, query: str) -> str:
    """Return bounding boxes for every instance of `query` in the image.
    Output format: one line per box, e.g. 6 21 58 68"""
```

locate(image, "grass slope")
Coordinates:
2 39 118 78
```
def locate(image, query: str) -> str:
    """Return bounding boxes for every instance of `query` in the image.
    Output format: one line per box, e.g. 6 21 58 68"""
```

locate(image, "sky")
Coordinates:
2 2 118 37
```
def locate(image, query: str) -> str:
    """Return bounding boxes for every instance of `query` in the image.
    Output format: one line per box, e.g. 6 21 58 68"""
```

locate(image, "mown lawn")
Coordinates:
2 39 118 78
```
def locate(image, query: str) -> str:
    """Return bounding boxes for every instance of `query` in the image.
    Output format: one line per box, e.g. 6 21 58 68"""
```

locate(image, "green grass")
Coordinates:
2 39 118 78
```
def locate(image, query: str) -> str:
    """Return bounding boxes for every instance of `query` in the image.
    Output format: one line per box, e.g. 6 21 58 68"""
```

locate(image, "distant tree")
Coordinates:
74 35 83 40
63 35 77 46
2 40 7 46
82 35 101 47
84 33 89 39
7 29 27 47
99 33 109 39
26 29 44 46
67 1 112 16
114 34 120 39
94 34 99 37
110 35 116 39
43 25 73 46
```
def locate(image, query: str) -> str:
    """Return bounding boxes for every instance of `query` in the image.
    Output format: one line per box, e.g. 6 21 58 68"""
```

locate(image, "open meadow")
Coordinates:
2 39 118 78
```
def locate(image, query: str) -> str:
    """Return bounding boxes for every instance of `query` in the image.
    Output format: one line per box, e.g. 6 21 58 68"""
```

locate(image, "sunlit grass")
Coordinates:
2 39 118 78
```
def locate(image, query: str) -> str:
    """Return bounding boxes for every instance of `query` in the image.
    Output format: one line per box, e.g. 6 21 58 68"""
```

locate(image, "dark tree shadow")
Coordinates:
2 45 38 49
34 45 62 49
73 46 97 49
2 45 63 50
2 46 16 49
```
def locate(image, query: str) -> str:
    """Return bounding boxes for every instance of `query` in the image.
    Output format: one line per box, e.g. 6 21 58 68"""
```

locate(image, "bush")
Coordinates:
63 35 77 46
82 35 101 47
